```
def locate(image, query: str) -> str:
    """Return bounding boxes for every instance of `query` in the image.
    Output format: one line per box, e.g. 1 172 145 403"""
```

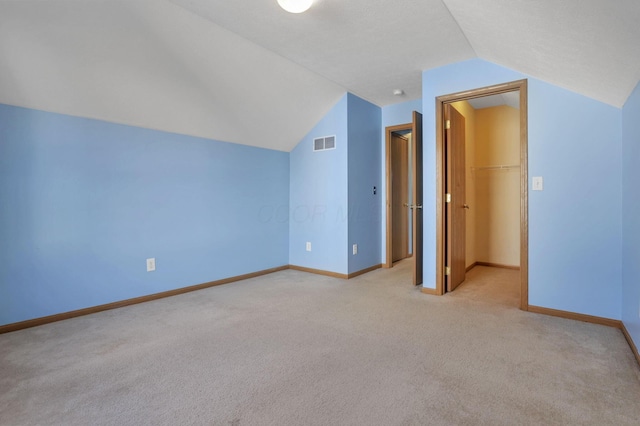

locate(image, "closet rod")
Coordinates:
471 164 520 171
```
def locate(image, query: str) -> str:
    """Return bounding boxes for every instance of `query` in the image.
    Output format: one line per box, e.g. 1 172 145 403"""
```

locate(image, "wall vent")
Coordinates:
313 135 336 152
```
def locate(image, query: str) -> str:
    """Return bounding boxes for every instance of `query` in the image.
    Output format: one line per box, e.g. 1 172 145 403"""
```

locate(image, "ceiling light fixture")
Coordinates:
277 0 314 14
393 89 405 96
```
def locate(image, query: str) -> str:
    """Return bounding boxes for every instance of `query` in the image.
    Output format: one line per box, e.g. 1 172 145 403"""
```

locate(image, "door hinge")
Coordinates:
445 266 450 276
445 193 451 203
445 120 451 130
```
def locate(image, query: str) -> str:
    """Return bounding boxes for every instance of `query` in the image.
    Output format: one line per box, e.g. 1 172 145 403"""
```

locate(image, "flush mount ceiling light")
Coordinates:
393 89 405 96
277 0 314 14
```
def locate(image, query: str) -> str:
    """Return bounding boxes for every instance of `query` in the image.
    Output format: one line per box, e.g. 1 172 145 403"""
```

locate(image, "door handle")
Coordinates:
403 203 423 209
463 204 470 209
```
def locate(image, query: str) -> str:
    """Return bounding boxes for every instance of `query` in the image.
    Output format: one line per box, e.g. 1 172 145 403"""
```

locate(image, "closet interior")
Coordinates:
451 94 521 272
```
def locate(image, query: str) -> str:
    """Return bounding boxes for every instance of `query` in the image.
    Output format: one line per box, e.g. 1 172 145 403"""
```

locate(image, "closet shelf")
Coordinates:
471 164 520 171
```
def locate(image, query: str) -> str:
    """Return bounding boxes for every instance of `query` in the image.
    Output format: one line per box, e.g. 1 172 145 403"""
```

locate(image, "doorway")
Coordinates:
388 126 411 263
435 80 528 310
385 111 423 285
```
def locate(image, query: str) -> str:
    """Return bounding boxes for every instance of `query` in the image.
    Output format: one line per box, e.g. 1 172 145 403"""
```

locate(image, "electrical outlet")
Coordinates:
306 242 311 252
353 244 358 255
146 258 156 272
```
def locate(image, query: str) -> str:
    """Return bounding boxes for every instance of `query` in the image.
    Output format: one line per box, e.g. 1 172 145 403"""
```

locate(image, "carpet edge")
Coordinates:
621 323 640 367
0 265 289 334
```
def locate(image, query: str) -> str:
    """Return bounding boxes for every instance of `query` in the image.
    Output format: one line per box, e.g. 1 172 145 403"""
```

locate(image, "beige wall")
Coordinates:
475 105 520 267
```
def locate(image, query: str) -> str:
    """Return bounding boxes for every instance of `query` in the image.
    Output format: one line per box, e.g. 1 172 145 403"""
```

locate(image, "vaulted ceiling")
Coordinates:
1 0 639 151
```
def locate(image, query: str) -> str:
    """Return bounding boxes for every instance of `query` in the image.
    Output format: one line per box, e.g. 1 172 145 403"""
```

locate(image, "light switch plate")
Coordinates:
532 176 544 191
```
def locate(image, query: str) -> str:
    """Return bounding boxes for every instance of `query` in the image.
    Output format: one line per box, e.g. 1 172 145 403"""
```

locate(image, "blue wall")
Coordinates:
289 95 349 274
382 99 423 129
289 93 383 275
622 82 640 348
423 59 623 319
347 93 382 274
0 104 290 326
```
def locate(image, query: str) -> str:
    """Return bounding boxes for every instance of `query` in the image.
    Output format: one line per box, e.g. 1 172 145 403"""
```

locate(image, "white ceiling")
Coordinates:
167 0 475 106
1 0 639 151
442 0 640 108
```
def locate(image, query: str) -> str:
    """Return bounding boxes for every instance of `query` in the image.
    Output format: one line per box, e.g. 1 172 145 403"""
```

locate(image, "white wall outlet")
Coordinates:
306 242 311 252
532 176 544 191
146 258 156 272
353 244 358 255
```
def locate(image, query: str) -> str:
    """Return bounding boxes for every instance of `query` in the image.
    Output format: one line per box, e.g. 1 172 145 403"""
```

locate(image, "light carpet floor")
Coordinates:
1 262 639 425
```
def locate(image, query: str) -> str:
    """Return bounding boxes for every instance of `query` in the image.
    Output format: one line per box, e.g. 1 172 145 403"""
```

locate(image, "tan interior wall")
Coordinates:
475 105 520 267
450 101 476 269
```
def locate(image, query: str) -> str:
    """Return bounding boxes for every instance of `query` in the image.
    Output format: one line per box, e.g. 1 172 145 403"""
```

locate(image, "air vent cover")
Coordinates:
313 135 336 152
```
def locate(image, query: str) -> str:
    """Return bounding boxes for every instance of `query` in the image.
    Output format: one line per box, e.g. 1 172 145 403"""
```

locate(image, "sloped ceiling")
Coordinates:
1 0 639 152
443 0 640 108
0 0 345 152
167 0 475 106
